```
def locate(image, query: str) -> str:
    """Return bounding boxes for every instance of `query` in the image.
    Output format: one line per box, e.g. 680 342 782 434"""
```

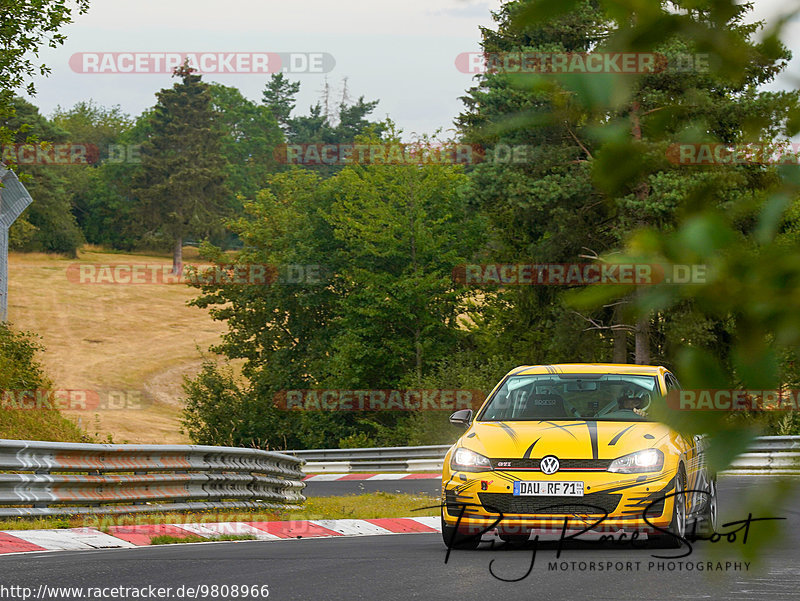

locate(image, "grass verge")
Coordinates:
0 492 441 531
0 409 87 442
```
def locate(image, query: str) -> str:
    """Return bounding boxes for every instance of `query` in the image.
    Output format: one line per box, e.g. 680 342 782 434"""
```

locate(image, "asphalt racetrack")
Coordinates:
1 476 797 601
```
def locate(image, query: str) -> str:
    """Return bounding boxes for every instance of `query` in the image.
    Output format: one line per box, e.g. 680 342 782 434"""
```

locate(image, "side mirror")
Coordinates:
449 409 473 427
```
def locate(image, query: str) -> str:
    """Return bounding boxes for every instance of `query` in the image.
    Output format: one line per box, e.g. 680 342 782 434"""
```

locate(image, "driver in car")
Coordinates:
617 389 649 416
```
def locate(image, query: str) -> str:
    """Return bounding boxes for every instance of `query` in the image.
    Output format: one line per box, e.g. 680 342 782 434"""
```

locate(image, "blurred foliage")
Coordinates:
493 0 800 466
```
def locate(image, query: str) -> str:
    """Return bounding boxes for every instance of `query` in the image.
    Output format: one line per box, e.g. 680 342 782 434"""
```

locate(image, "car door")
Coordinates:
665 371 707 513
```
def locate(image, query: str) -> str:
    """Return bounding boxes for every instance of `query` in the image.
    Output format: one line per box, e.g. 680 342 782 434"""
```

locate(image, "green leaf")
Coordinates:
755 192 792 245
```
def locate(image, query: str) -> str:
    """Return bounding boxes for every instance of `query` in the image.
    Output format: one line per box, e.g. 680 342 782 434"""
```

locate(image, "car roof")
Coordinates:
507 363 668 377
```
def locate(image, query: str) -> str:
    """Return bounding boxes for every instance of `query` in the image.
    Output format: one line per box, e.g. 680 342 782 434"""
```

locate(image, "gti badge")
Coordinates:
540 455 560 475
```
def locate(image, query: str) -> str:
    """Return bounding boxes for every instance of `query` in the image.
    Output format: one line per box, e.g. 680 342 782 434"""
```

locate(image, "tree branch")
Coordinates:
566 123 593 160
571 310 634 332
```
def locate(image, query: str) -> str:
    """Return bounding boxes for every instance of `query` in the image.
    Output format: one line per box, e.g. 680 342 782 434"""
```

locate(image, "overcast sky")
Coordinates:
22 0 800 138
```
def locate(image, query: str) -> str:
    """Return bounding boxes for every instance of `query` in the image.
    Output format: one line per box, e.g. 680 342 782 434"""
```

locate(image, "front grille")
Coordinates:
621 498 665 517
643 498 664 516
478 492 621 515
445 490 460 514
491 458 612 471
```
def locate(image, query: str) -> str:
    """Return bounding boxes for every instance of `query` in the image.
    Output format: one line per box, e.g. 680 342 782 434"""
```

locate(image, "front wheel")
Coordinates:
441 509 481 550
650 471 687 548
692 477 718 537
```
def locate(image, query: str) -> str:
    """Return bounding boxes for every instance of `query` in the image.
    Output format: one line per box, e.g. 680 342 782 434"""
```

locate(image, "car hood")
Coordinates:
461 420 671 460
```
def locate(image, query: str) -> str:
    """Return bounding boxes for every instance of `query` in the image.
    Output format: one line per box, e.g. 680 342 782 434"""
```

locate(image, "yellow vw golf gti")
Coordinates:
441 364 716 548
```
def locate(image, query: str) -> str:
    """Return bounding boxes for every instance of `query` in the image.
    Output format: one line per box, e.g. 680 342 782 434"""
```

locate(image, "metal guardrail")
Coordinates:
289 445 450 472
289 445 451 461
727 436 800 474
0 440 306 517
288 436 800 475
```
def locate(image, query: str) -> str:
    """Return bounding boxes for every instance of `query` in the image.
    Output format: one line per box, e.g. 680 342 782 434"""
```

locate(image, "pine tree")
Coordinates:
133 63 229 273
262 73 300 134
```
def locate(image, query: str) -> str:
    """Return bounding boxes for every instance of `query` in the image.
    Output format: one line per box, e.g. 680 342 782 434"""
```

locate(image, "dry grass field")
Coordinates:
7 246 230 443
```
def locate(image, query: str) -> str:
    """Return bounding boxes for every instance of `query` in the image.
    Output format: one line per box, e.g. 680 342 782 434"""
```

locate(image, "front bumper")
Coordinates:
441 467 677 535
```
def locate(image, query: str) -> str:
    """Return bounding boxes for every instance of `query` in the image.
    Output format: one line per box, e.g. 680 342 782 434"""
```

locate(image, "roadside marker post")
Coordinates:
0 167 34 321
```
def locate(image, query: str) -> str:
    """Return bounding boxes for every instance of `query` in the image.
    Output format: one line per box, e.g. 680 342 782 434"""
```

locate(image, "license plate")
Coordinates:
513 481 584 496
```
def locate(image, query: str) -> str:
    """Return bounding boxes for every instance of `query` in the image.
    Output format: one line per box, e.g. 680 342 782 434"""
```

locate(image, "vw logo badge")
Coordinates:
540 455 560 475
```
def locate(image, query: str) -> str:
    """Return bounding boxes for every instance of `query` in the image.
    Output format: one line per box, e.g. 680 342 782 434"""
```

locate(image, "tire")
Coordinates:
441 509 481 550
650 470 687 548
692 477 718 537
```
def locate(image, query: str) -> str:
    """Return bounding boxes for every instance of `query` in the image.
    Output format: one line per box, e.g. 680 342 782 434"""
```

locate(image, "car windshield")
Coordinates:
478 373 660 422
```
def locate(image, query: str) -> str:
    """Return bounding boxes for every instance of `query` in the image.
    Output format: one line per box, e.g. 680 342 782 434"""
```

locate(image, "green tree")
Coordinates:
262 74 386 146
50 101 134 244
333 97 384 141
132 64 230 272
210 84 284 200
75 109 153 249
51 101 132 162
322 132 478 388
3 97 84 256
0 0 90 147
184 132 481 448
187 169 340 449
261 73 300 133
456 0 625 366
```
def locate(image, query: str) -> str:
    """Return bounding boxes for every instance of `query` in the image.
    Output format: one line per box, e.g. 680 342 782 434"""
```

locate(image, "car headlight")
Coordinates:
607 449 664 473
451 447 492 472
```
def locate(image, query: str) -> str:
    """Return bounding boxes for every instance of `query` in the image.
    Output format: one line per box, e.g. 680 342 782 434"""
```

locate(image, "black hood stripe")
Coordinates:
608 425 634 446
587 421 599 459
522 437 541 459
